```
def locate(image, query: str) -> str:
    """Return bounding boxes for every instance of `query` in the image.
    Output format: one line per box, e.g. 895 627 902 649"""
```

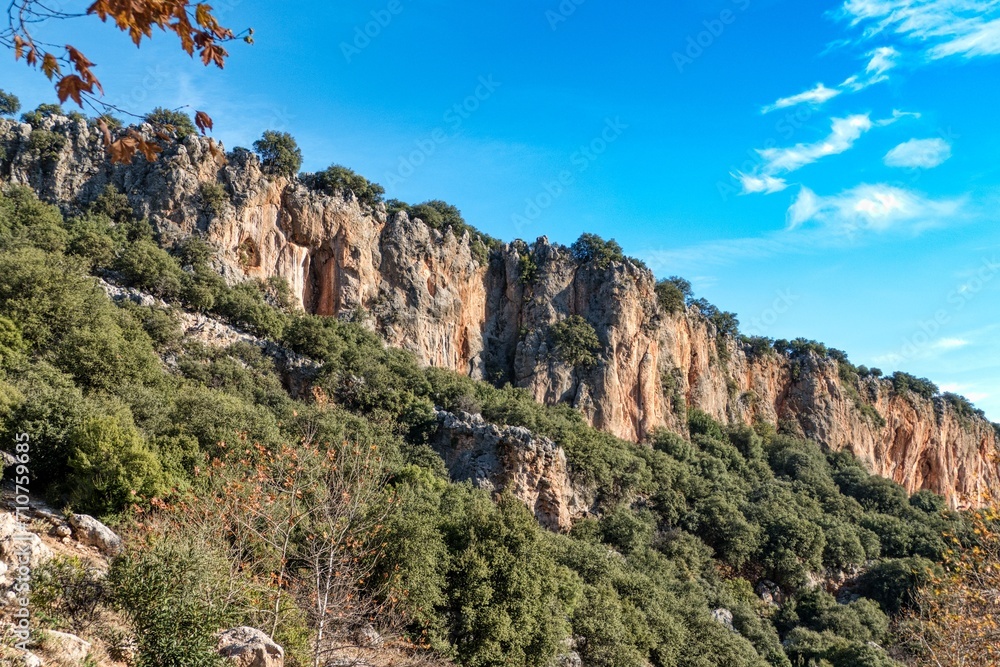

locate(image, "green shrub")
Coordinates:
570 233 625 269
116 239 188 300
143 107 197 137
214 281 290 338
88 185 135 225
21 103 64 126
307 164 385 207
109 540 235 667
655 277 690 314
689 297 740 337
857 557 937 614
941 391 985 419
518 252 538 284
198 182 229 217
67 414 168 515
27 129 66 164
253 130 302 177
550 315 601 368
30 556 108 633
890 371 938 400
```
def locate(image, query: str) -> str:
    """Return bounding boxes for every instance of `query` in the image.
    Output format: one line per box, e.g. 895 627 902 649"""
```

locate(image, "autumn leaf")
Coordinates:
41 52 61 80
56 75 93 106
194 110 213 134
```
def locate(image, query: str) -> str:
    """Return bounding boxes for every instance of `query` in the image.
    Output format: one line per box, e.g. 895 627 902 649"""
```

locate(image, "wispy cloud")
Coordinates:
762 84 842 114
884 137 953 168
762 47 899 113
736 173 790 194
787 183 965 233
841 0 1000 61
935 338 970 350
760 114 876 173
735 112 911 194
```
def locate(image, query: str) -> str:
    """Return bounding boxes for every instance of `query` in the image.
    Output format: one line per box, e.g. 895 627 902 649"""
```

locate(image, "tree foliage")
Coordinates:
254 130 303 177
894 500 1000 666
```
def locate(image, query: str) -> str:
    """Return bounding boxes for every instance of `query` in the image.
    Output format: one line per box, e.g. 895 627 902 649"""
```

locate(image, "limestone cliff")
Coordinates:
2 116 997 505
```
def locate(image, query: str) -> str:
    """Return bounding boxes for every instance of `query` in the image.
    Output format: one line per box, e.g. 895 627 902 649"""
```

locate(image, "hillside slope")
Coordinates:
1 115 997 506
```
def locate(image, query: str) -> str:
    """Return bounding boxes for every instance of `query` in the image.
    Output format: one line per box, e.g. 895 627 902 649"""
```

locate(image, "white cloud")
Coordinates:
884 138 953 168
931 17 1000 57
760 114 875 173
786 183 965 233
841 0 1000 61
934 338 970 349
762 46 898 113
762 84 841 114
737 112 914 195
735 172 789 194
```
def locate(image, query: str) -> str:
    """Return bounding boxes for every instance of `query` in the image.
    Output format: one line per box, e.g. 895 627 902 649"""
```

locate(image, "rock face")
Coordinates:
0 512 53 573
217 627 284 667
432 410 592 531
3 117 999 506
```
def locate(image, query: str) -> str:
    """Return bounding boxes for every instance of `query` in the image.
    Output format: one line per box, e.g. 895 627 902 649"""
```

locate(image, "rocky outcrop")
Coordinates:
67 514 122 557
216 627 284 667
0 512 53 574
2 117 998 506
432 410 592 531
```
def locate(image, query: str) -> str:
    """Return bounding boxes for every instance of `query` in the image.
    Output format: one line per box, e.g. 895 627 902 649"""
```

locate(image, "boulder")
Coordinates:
755 579 784 606
217 627 284 667
352 623 382 648
711 608 736 632
68 514 122 556
39 629 92 664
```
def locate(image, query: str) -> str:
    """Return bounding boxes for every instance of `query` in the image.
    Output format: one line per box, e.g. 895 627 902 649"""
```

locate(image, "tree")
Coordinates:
309 164 385 208
0 88 20 116
655 276 692 314
144 107 198 137
570 233 625 269
893 499 1000 666
254 131 303 177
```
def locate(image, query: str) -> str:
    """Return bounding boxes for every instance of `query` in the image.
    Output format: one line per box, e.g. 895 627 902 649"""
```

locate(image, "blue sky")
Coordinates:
3 0 1000 419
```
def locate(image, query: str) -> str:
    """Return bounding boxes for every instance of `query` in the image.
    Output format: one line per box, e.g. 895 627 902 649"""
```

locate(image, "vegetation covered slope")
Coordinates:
0 182 984 667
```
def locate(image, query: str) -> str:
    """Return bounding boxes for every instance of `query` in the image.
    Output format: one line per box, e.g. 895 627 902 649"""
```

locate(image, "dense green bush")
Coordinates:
27 129 66 164
253 130 303 177
143 107 197 137
109 540 236 667
20 103 64 126
569 233 625 269
198 182 229 217
655 276 691 314
549 315 601 368
307 164 385 207
890 371 938 399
